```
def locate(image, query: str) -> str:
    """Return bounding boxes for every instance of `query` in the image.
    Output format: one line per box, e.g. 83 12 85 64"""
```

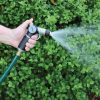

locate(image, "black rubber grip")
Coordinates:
45 30 50 36
18 31 34 51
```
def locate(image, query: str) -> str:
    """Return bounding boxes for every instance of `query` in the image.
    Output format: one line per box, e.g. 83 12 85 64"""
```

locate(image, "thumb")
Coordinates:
19 18 33 29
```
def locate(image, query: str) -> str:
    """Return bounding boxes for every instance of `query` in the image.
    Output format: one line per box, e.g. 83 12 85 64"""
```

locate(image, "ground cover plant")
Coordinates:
0 0 100 99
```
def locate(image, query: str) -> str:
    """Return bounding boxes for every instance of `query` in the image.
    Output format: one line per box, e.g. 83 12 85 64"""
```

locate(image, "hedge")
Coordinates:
0 0 100 100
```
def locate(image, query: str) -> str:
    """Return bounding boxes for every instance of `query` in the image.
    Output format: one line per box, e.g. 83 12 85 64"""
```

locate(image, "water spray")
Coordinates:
0 23 51 84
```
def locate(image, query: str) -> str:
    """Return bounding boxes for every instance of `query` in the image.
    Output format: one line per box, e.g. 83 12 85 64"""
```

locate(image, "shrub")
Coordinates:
0 0 100 99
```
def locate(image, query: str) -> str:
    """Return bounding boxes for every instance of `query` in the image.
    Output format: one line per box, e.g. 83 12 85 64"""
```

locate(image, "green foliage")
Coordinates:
0 0 100 99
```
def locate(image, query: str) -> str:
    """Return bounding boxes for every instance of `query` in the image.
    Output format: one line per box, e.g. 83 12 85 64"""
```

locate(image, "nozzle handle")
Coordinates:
18 24 37 51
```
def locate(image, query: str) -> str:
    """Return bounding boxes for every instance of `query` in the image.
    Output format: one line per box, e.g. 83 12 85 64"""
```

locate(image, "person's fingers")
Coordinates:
28 39 36 44
25 47 30 51
26 42 34 48
31 34 38 40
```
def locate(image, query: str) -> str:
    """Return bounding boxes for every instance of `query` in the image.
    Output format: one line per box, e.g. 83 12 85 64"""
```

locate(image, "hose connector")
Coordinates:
17 49 22 56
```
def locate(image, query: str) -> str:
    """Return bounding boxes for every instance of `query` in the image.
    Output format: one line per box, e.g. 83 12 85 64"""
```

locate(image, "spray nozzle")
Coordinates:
28 23 51 36
18 23 51 51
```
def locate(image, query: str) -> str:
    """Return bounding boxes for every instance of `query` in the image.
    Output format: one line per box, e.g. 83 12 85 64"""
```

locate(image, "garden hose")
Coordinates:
0 23 51 84
0 50 21 84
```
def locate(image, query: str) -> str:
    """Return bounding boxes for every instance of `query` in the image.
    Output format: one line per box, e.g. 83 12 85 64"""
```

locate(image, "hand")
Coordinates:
11 18 38 51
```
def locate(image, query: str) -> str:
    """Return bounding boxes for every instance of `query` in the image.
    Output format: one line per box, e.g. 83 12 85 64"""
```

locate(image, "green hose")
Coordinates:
0 50 21 84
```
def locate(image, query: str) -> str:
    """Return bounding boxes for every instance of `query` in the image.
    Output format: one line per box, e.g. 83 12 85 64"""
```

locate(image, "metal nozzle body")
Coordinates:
28 23 51 36
37 27 51 36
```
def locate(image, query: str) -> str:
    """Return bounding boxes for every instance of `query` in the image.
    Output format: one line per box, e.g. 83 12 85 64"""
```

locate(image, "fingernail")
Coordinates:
31 18 33 21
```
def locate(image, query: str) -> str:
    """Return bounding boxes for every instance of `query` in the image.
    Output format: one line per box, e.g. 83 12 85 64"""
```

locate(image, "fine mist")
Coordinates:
50 24 100 77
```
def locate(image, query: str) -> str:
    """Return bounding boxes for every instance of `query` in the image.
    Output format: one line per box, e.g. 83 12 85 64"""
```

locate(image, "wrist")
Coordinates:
0 28 13 46
9 29 18 48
